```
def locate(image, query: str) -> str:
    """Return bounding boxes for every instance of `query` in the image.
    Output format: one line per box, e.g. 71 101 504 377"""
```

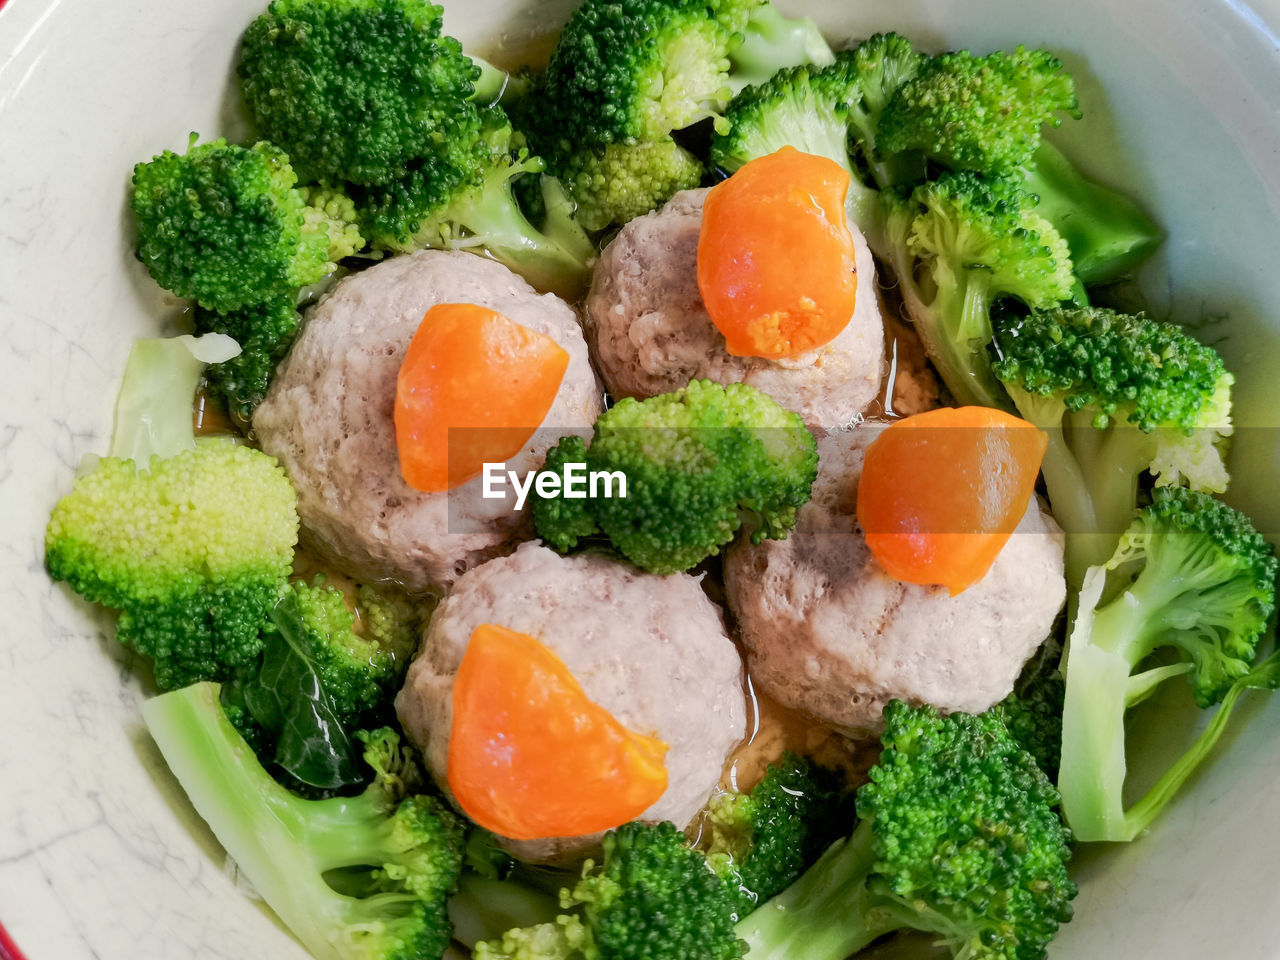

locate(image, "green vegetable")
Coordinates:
45 335 298 690
355 106 597 297
143 683 466 960
704 754 852 919
221 578 426 793
992 306 1234 585
995 652 1066 782
876 46 1160 282
523 0 833 229
237 0 477 186
473 821 746 960
710 34 925 235
880 171 1075 409
532 380 818 575
194 295 300 425
131 137 333 313
1057 487 1279 842
737 701 1077 960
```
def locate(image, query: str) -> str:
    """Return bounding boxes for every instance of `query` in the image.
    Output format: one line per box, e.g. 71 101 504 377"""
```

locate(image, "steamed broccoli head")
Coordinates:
357 105 596 297
237 0 479 186
1057 486 1277 842
1102 487 1276 706
737 702 1077 960
45 438 299 689
475 821 746 960
131 137 330 313
533 380 819 574
143 684 465 960
878 46 1079 175
705 753 853 918
559 138 704 232
992 306 1234 582
879 170 1074 408
195 295 300 425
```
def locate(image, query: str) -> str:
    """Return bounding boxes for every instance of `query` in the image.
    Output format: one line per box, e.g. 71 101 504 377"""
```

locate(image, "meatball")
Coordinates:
395 541 747 863
724 427 1066 735
585 188 885 432
253 250 602 594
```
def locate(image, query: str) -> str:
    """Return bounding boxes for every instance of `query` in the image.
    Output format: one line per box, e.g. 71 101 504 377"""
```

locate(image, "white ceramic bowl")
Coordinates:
3 0 1280 957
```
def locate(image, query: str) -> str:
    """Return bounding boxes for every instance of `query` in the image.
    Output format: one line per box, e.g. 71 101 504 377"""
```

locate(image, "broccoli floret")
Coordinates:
474 822 746 960
221 577 426 793
559 138 704 232
992 306 1234 586
737 701 1077 960
880 171 1075 409
995 656 1066 783
532 380 818 575
874 46 1161 282
131 137 332 314
525 0 832 229
878 46 1079 176
194 295 300 426
710 62 880 234
704 754 853 919
1057 487 1279 842
143 683 465 960
300 184 368 260
45 335 298 690
237 0 478 186
357 106 596 297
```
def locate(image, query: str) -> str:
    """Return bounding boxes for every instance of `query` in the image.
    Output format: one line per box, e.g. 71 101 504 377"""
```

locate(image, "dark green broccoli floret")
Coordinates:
704 754 853 919
194 295 300 425
992 306 1234 585
356 105 596 297
711 33 925 235
474 821 746 960
880 170 1075 409
525 0 833 229
237 0 478 186
143 683 466 960
878 46 1079 175
131 137 332 314
737 701 1077 960
874 46 1160 282
532 380 818 575
995 658 1066 782
1058 487 1279 841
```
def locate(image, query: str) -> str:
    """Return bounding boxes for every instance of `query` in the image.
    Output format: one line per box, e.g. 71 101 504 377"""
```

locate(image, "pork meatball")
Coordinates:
724 427 1066 735
585 188 884 432
253 250 603 594
396 541 747 863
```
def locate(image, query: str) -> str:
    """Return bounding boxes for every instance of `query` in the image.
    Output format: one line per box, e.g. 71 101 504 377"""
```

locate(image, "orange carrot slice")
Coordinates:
697 146 858 359
856 407 1048 595
447 623 669 840
394 303 568 492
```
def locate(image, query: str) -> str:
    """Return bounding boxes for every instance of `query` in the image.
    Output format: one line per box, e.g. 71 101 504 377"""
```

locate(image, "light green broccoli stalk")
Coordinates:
143 683 466 960
1058 487 1279 842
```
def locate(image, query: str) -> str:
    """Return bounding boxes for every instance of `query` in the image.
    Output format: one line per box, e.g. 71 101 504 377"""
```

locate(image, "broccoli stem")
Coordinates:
447 873 561 950
110 334 241 464
1024 141 1162 285
141 683 404 960
727 5 835 95
914 265 1009 410
735 824 901 960
450 161 595 299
